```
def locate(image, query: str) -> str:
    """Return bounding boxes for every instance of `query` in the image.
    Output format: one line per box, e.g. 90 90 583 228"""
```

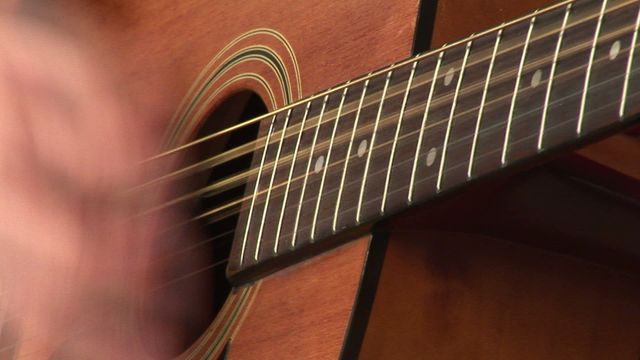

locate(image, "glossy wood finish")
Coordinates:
115 1 638 358
14 1 421 358
26 1 640 359
228 236 371 360
577 133 640 179
430 0 554 49
359 0 640 358
63 0 421 118
229 0 640 278
361 230 640 360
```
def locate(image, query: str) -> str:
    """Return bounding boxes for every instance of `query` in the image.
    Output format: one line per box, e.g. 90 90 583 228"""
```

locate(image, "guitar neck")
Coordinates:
228 0 640 280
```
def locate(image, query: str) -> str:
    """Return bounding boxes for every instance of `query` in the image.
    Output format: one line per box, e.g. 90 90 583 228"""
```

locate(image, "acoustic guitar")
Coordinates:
5 0 640 358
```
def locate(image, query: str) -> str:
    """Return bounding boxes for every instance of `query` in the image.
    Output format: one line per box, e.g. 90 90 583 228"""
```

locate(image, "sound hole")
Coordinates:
145 92 265 357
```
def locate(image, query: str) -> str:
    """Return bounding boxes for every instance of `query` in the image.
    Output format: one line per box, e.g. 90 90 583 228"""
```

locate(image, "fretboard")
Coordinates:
228 0 640 280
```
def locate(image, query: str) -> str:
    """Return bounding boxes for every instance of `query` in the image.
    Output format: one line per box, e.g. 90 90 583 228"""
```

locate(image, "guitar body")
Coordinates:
18 0 640 358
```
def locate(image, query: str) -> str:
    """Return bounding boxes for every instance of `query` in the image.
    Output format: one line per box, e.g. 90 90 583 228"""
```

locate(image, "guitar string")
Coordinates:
200 59 639 226
134 18 639 227
0 0 632 352
139 50 636 292
134 1 636 195
10 22 640 360
141 0 574 162
1 5 637 351
161 72 639 291
0 0 634 326
0 96 624 360
143 0 629 165
0 83 629 360
135 19 640 279
154 48 640 274
0 68 633 348
140 21 639 221
290 90 628 238
148 229 234 265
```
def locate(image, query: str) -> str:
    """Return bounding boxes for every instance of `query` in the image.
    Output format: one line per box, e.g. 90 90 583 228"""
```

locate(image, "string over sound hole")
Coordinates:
142 92 265 356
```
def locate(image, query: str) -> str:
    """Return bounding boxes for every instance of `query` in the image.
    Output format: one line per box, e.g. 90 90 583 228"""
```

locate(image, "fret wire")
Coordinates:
230 38 636 229
254 110 292 260
178 14 616 208
578 0 609 135
232 21 633 212
468 29 502 179
311 87 349 240
539 3 573 150
240 114 277 265
620 2 640 117
381 62 418 214
277 6 619 159
292 95 631 245
333 79 370 232
293 90 638 241
91 76 637 302
196 86 636 284
176 34 640 244
153 0 640 164
258 10 631 192
408 52 443 204
274 102 311 253
200 61 640 248
170 17 639 226
356 71 393 223
398 105 608 205
502 13 538 165
174 23 639 228
150 2 582 164
142 0 636 191
437 41 473 192
291 95 329 247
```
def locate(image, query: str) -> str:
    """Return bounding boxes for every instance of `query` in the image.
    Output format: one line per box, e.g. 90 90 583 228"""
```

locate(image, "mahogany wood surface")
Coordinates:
576 134 640 180
359 0 640 359
360 230 640 360
16 1 424 358
228 236 371 360
430 0 554 49
61 0 421 114
16 0 640 359
227 0 640 277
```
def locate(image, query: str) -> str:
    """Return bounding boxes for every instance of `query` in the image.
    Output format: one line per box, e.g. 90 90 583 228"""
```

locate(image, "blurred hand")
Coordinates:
0 12 178 359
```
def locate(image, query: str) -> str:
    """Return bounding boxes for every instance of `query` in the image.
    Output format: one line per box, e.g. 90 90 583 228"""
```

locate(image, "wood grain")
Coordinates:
228 0 640 277
358 1 640 358
361 230 640 360
58 0 421 116
12 1 422 358
48 0 422 358
228 236 371 360
430 0 554 49
576 134 640 180
19 1 640 359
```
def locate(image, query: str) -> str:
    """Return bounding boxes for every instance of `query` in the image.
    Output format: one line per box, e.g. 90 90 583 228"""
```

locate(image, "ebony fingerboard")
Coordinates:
228 0 640 281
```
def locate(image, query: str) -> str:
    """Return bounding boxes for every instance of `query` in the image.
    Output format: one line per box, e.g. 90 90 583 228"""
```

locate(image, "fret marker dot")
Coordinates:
444 68 455 86
426 147 437 167
314 155 324 174
357 139 368 158
531 69 542 88
609 40 621 60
